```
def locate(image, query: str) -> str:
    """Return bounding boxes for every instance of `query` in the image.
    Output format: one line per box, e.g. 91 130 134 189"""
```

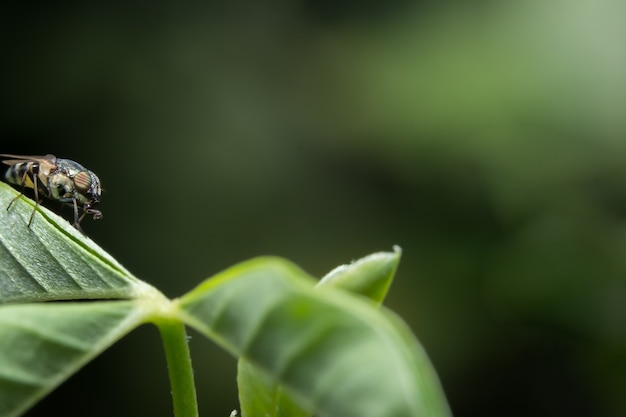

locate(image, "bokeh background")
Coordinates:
3 0 625 416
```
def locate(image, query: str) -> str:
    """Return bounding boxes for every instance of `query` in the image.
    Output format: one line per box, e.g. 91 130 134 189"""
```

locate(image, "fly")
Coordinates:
1 153 102 231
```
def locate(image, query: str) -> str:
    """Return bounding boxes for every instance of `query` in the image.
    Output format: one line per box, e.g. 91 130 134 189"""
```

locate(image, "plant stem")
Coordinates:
158 319 199 417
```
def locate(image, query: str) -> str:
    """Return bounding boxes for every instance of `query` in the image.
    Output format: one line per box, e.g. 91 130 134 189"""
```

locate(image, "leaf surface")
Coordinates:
317 247 401 303
237 248 402 417
0 301 149 417
0 183 150 303
179 257 451 417
0 182 166 416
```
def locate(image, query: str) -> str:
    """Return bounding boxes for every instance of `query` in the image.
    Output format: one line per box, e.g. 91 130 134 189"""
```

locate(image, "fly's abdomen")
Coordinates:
4 162 37 189
3 162 50 198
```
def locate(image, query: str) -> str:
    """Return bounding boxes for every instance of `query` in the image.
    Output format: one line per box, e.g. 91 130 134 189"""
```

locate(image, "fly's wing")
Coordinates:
0 154 57 167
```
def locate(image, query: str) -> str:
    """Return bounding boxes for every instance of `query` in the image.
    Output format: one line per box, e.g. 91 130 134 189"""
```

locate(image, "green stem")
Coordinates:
157 319 199 417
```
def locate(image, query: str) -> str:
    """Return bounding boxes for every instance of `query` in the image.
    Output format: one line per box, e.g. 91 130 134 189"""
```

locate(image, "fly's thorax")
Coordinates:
47 172 76 201
55 158 88 177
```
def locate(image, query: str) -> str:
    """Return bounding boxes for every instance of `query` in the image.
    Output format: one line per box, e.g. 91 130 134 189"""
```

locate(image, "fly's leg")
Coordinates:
6 168 31 210
74 205 102 233
6 168 41 228
26 172 41 227
59 198 84 232
85 205 102 220
6 194 20 211
71 199 84 232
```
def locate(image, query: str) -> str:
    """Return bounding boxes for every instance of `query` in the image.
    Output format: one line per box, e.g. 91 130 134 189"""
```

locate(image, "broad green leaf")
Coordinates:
0 301 150 417
0 183 150 303
237 249 403 417
179 258 452 417
0 182 168 416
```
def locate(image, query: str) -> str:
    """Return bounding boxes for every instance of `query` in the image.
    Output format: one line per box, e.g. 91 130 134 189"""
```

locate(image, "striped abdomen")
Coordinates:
4 162 48 195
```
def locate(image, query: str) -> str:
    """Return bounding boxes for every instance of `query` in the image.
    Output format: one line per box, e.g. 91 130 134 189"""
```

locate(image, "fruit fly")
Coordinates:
1 154 102 231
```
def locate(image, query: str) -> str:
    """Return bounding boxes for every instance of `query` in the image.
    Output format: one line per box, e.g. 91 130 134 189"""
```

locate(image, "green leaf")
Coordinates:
237 249 403 417
316 246 402 304
0 301 148 417
0 182 169 416
237 360 308 417
0 183 150 303
0 180 450 417
179 257 452 417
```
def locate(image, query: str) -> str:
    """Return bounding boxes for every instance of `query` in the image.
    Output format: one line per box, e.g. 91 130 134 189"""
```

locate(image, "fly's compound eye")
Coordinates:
73 171 92 193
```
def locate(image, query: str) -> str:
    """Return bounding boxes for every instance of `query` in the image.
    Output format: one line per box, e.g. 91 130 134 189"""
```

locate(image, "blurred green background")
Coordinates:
3 0 625 416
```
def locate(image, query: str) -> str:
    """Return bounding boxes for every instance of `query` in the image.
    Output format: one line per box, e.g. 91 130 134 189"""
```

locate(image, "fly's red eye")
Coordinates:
73 171 92 192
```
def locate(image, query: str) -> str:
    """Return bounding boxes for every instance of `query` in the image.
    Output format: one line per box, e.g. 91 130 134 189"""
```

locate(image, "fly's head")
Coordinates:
48 167 103 222
76 171 103 221
54 158 103 219
72 170 102 206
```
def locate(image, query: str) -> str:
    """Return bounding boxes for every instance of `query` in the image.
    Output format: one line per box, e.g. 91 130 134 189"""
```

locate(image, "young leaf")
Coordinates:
179 258 452 417
317 246 402 303
237 248 403 417
0 301 149 417
0 183 151 303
